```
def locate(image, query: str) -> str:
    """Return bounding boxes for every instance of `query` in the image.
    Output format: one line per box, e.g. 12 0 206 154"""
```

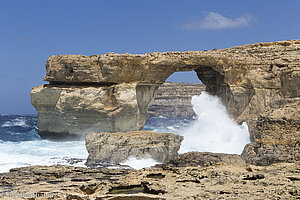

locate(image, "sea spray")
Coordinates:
179 92 250 154
120 157 161 170
0 139 88 173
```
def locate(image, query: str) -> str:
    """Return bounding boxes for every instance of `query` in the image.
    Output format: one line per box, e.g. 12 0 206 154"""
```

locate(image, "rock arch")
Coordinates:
31 40 300 164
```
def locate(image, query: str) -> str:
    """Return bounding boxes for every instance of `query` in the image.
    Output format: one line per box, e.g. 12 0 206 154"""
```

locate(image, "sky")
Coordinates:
0 0 300 114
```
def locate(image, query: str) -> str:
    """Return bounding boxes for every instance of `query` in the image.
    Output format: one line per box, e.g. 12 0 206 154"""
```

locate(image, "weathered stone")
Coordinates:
148 82 205 118
31 83 157 140
165 151 246 167
252 99 300 145
2 163 300 199
85 131 183 166
241 99 300 165
242 143 300 166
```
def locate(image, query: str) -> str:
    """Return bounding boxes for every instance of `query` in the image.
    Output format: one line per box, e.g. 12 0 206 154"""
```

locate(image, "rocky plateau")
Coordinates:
0 158 299 199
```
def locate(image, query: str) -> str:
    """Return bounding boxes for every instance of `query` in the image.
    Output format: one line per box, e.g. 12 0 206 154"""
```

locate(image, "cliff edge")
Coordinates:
148 82 205 118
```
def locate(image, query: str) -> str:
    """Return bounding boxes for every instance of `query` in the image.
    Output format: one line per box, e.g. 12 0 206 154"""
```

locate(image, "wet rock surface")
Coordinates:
0 162 299 199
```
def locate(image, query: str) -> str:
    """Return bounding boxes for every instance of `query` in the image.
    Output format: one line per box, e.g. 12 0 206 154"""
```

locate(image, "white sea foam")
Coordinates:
179 92 250 154
2 118 28 127
120 157 161 170
158 116 167 119
0 140 88 173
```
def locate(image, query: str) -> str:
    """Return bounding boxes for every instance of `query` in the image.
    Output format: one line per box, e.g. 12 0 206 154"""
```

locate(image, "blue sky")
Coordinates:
1 0 300 114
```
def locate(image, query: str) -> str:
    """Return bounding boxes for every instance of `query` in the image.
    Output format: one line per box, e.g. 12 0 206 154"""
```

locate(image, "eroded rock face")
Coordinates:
32 40 300 165
1 163 300 199
242 143 300 166
241 99 300 165
31 84 157 139
165 152 246 167
85 131 183 166
148 82 205 118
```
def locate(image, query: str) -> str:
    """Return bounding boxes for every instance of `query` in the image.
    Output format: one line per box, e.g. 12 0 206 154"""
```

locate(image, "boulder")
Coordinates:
85 131 183 166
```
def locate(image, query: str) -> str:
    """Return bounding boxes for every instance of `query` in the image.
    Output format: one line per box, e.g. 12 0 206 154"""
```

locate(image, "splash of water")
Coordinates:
2 117 28 127
179 92 250 154
120 157 161 170
0 140 88 172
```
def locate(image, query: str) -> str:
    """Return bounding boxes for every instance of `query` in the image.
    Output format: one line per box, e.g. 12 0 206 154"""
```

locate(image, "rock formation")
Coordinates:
85 131 183 166
165 151 246 167
148 82 205 118
31 39 300 165
31 83 157 140
1 162 299 199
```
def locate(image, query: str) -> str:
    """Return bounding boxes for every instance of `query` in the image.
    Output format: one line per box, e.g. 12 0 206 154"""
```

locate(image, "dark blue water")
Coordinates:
0 114 193 172
0 114 193 142
0 115 40 142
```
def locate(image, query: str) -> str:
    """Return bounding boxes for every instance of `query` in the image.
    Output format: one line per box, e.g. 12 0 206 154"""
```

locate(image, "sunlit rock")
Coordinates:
31 39 300 165
85 131 183 166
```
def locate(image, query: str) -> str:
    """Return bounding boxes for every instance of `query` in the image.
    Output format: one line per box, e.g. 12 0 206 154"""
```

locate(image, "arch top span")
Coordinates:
44 40 300 85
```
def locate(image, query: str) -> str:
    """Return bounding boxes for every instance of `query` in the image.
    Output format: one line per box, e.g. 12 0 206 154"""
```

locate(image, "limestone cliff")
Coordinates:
148 82 205 118
31 40 299 165
31 83 157 140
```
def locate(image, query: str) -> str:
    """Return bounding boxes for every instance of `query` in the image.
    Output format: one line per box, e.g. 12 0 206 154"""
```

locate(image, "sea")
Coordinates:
0 92 250 172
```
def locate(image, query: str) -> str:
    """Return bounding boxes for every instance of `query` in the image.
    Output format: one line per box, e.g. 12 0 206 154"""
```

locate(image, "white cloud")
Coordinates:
183 12 253 30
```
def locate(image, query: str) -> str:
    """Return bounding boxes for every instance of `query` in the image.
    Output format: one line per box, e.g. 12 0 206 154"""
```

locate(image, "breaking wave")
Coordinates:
0 92 250 172
120 157 161 170
179 92 250 154
2 117 28 127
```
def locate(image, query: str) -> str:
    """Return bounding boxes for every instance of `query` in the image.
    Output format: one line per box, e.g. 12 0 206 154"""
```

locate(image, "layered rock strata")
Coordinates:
165 151 246 167
85 131 183 166
31 40 300 165
31 83 157 140
242 98 300 165
148 82 205 118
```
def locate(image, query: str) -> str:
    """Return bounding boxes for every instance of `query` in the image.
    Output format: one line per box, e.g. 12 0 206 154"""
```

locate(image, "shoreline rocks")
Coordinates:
85 131 183 166
164 151 246 167
1 162 299 199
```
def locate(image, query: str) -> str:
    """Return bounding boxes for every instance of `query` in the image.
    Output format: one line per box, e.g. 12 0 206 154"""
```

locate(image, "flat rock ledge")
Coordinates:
164 151 246 167
85 131 183 166
1 162 299 199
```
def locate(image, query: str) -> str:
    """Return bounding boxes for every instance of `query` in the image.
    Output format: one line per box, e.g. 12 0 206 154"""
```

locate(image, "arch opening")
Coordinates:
146 67 251 155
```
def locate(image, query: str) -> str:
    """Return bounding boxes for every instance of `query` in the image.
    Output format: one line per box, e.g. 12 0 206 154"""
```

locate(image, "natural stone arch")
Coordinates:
31 40 300 165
